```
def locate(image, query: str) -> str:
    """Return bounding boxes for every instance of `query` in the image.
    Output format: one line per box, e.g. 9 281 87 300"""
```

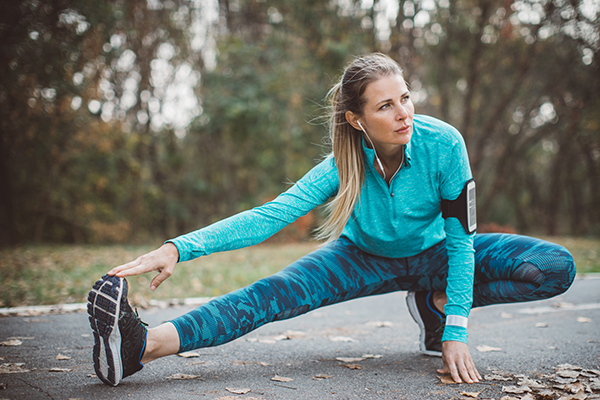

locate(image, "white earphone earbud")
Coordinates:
357 120 365 131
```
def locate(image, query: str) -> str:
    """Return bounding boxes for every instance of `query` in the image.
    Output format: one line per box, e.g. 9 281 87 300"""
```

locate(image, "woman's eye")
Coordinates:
402 95 411 102
380 103 390 110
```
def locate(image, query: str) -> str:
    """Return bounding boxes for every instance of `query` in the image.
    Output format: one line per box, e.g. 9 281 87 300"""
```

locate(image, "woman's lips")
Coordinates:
395 125 411 134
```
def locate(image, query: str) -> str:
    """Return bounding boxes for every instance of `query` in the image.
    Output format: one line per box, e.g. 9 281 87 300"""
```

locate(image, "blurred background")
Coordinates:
1 0 599 246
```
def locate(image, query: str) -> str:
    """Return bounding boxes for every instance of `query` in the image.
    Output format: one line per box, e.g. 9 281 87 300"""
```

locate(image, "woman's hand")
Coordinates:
438 341 482 384
108 243 180 291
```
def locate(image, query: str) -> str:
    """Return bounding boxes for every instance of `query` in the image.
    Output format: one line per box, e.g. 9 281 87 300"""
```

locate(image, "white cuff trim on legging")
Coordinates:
446 315 468 328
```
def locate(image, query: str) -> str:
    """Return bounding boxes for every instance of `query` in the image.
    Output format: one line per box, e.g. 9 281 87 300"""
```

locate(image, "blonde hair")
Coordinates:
316 53 404 243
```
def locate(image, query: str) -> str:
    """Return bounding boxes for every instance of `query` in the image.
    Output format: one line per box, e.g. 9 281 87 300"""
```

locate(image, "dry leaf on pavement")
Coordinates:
460 388 485 398
558 364 583 371
0 363 30 374
312 374 332 380
55 354 71 360
0 340 22 346
165 373 202 380
476 345 502 352
438 375 459 384
177 351 200 358
225 388 251 394
49 367 72 372
484 374 513 381
557 370 581 379
271 375 293 382
342 364 362 370
329 336 357 343
336 357 365 363
577 317 591 323
503 385 532 394
361 354 382 359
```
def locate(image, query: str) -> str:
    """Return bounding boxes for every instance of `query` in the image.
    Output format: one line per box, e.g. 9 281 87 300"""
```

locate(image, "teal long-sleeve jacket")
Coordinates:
169 114 475 343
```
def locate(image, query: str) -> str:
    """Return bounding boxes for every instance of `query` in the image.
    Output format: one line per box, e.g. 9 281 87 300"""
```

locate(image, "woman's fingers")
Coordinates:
106 243 180 289
439 341 481 384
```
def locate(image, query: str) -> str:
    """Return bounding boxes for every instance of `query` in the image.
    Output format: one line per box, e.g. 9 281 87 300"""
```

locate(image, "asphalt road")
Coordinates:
1 275 599 400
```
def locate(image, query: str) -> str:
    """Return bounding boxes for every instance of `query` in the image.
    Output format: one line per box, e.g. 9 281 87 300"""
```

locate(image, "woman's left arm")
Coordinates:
438 134 481 383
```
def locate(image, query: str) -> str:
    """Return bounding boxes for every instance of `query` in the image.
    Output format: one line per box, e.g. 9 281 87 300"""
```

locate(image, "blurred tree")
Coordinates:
1 0 598 246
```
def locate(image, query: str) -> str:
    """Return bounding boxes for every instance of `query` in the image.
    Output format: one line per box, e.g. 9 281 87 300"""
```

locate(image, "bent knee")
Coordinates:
522 247 576 298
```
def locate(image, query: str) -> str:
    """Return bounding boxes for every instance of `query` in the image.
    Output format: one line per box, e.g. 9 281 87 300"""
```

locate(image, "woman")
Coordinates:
87 53 575 387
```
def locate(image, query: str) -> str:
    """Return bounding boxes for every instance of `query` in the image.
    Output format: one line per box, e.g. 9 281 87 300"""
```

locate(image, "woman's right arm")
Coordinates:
108 156 338 289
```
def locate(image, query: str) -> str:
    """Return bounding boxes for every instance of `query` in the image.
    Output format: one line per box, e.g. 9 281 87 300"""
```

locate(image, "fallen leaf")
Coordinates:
537 389 556 400
0 340 22 346
281 330 306 339
312 374 332 380
87 374 96 378
484 374 513 381
49 367 72 372
177 351 200 358
577 317 591 323
536 322 549 328
564 382 586 394
558 364 583 371
476 345 502 352
503 385 532 394
557 370 580 379
329 336 357 343
271 334 289 341
257 339 276 344
366 321 394 327
336 357 365 363
0 363 30 374
460 388 484 398
271 375 293 382
361 354 382 359
520 395 536 400
225 388 251 394
55 354 71 360
342 364 362 370
165 373 202 380
438 375 459 384
518 377 547 389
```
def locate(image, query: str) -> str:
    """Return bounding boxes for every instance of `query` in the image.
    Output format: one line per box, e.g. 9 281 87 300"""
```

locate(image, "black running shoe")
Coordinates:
406 291 444 357
88 274 147 386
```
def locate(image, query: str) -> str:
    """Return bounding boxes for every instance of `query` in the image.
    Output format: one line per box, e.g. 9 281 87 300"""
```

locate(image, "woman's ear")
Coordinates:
345 111 361 131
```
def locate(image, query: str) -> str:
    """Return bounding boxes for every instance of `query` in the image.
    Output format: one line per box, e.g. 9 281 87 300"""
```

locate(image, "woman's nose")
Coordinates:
396 103 408 120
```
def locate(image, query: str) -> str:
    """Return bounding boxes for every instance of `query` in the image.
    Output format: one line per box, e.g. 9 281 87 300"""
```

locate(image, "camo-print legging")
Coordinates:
170 233 575 352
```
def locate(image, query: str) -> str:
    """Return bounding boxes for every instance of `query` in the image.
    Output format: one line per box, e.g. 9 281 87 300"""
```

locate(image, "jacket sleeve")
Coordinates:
167 156 338 262
439 135 475 344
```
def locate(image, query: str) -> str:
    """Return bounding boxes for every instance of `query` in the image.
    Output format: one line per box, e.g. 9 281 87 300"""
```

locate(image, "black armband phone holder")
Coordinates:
441 178 477 234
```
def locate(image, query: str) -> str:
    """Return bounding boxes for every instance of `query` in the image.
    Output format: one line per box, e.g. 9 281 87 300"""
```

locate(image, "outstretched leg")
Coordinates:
169 237 414 353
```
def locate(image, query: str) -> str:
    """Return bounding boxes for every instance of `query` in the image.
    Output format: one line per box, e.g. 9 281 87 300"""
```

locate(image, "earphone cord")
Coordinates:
358 121 386 181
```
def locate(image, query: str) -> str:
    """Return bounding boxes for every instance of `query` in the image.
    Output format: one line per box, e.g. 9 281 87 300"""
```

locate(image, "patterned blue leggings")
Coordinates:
171 234 575 352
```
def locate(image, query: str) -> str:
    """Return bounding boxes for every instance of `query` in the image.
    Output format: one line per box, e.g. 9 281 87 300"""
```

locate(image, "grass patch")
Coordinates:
540 236 600 274
0 236 597 308
0 242 319 308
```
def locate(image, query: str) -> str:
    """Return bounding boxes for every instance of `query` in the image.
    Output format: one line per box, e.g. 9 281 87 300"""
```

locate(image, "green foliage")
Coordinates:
0 0 598 247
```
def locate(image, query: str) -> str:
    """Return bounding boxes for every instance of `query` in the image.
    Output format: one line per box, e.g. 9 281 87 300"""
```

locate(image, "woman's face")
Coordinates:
347 74 414 152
